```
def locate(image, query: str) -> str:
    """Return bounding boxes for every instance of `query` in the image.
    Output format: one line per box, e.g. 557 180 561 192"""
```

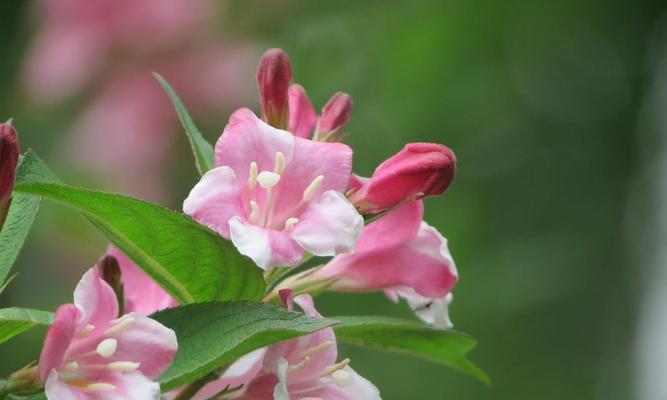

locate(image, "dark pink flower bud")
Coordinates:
0 122 19 227
350 143 456 213
256 48 292 129
316 92 352 140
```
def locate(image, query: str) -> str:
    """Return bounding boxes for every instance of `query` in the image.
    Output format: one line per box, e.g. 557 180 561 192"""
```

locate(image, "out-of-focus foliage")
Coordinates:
0 0 664 399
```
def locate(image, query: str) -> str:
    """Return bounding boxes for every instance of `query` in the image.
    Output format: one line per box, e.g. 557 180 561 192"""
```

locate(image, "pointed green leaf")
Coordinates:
332 316 490 384
0 307 53 346
154 73 215 175
152 302 335 391
13 152 264 304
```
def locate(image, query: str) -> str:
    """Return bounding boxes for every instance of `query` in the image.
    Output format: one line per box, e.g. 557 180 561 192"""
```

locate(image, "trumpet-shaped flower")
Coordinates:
243 295 381 399
38 267 177 399
313 201 458 328
184 108 363 269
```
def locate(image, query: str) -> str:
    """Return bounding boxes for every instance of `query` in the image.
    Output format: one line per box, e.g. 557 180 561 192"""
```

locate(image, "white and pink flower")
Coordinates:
314 200 458 328
38 267 177 399
184 108 363 269
243 294 381 399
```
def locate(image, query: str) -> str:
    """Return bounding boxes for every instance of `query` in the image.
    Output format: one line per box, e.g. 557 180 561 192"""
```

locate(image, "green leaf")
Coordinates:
0 308 53 346
152 302 335 391
0 152 47 291
332 316 490 384
154 73 215 175
13 152 265 304
8 392 46 400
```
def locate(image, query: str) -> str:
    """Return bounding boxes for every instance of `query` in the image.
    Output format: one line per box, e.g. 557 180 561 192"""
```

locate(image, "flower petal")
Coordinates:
215 108 294 180
73 267 119 332
395 289 454 329
292 190 364 257
109 313 178 379
228 217 303 269
183 166 244 238
192 348 266 400
107 246 178 315
39 304 80 380
316 203 457 299
288 84 317 139
304 366 382 400
107 371 162 400
44 370 87 400
270 137 353 224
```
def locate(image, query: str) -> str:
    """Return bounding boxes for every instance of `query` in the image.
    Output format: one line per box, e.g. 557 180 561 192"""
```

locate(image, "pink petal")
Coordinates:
192 348 266 400
292 190 364 257
301 366 381 400
395 289 454 329
228 217 304 269
107 246 178 315
270 137 353 224
288 84 317 139
183 166 244 238
44 371 87 400
316 203 457 298
73 267 119 332
354 200 423 253
262 295 337 385
105 371 162 400
215 108 295 181
39 304 80 380
109 313 178 379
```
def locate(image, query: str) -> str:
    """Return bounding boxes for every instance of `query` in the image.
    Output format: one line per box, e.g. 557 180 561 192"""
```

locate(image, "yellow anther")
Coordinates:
302 175 324 202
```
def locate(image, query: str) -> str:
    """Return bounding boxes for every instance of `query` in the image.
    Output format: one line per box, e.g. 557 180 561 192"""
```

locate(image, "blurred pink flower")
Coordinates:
314 200 458 328
38 267 177 399
243 295 381 399
183 108 363 269
24 0 215 101
349 143 457 214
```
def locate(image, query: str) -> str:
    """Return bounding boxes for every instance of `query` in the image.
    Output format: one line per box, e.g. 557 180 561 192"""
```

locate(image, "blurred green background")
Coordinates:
2 0 666 399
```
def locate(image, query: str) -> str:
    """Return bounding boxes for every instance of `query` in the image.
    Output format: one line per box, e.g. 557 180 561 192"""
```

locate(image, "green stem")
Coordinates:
0 385 9 400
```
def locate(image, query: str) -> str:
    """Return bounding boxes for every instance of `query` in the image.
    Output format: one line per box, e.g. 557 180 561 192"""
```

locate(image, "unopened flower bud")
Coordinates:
257 48 292 129
98 255 124 316
315 92 352 141
0 122 19 229
350 143 456 214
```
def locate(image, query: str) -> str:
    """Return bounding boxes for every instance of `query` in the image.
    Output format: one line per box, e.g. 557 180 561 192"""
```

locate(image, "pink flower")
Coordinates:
38 267 178 399
0 122 19 225
313 201 458 328
287 85 354 142
24 0 214 101
106 247 178 315
183 108 363 269
257 49 292 129
349 143 456 214
243 295 381 399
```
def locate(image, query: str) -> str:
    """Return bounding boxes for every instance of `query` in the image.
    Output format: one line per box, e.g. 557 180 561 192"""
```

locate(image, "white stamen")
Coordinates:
284 217 299 230
274 152 286 174
332 369 352 387
104 317 134 336
108 361 140 372
96 338 118 358
86 383 116 391
302 175 324 202
257 171 281 189
248 162 258 189
288 356 310 372
64 362 79 371
77 324 95 338
318 359 350 378
248 200 260 224
301 340 334 358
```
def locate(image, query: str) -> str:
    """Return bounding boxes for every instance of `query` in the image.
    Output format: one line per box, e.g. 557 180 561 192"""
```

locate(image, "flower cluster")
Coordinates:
5 48 460 400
